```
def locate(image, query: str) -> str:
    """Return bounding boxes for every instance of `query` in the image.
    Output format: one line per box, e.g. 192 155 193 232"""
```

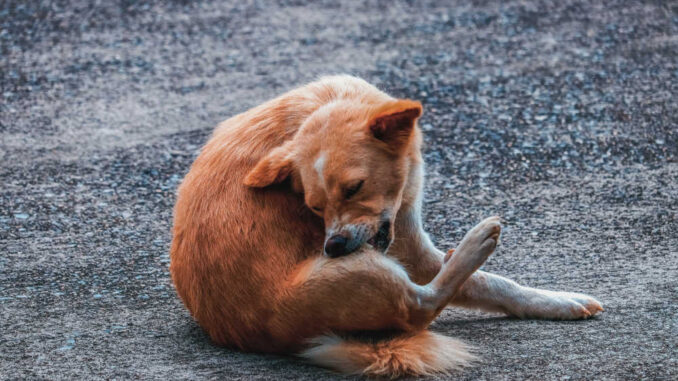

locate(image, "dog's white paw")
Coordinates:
511 289 604 320
456 216 501 256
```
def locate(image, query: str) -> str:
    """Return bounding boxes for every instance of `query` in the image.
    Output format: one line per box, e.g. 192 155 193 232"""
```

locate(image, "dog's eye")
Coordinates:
344 180 364 200
311 206 323 213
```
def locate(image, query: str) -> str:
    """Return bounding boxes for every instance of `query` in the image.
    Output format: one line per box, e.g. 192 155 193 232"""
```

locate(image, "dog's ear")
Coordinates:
369 99 423 150
244 144 294 188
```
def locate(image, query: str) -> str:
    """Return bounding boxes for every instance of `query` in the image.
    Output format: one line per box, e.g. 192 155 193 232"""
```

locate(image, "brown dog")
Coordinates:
170 75 603 377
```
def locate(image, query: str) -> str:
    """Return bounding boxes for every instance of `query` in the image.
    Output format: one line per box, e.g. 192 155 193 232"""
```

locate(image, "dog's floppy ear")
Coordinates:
244 144 294 188
369 99 423 150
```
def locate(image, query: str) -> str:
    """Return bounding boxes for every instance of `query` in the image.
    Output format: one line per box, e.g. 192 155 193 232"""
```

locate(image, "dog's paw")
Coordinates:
433 217 502 304
456 216 501 257
512 290 604 320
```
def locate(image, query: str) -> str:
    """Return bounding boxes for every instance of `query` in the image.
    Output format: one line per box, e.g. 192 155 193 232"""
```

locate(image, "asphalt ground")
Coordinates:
1 1 676 379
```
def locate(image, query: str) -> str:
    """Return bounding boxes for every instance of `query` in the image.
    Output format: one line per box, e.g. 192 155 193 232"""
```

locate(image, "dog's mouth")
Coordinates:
366 220 391 252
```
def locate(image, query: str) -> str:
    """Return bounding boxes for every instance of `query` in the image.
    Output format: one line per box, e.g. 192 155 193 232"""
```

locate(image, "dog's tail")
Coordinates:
299 330 476 378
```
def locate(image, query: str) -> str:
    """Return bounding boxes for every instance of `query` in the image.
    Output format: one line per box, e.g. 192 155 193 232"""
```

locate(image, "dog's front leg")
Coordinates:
451 270 604 319
391 205 603 319
389 199 447 284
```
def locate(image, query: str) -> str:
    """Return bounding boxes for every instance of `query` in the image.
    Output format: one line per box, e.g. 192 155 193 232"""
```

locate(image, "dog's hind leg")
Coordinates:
269 216 501 348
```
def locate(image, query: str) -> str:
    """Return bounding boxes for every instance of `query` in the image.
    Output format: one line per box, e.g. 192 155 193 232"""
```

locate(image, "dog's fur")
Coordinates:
170 75 603 377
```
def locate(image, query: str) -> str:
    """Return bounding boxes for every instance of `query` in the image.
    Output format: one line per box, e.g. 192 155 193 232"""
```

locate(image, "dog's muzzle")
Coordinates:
324 220 392 258
324 234 349 257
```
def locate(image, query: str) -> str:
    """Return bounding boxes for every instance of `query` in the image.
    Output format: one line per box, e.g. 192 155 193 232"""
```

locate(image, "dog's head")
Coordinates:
244 98 422 257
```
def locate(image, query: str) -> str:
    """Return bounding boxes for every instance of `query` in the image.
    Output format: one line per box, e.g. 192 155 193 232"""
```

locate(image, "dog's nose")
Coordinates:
324 234 348 257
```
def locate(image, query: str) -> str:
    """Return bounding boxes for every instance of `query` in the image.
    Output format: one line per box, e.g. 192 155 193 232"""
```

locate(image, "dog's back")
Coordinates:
169 76 500 377
170 76 390 350
171 75 604 377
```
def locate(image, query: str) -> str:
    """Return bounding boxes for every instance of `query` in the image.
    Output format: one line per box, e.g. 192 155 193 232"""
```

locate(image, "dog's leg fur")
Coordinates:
273 216 501 344
274 217 500 376
450 271 604 319
390 164 602 319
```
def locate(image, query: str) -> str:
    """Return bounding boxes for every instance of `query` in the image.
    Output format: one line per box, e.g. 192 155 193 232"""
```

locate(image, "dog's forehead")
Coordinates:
313 152 326 174
313 152 327 188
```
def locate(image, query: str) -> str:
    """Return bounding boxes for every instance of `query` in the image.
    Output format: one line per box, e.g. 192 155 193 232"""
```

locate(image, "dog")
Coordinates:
170 75 603 377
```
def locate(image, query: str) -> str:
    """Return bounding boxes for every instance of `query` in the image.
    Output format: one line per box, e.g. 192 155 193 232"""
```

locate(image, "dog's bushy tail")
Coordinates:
299 330 476 378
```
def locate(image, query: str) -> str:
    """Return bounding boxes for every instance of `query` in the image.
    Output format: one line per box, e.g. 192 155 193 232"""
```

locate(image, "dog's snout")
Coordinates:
324 234 349 257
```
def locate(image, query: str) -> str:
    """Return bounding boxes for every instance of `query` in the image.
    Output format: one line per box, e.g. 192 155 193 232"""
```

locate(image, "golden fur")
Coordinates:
170 75 603 377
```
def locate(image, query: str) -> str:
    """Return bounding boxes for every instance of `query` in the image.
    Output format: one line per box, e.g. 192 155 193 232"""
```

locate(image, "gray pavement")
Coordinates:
1 1 676 379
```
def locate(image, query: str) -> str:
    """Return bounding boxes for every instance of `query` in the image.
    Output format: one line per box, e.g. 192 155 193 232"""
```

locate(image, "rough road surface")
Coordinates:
1 1 676 379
